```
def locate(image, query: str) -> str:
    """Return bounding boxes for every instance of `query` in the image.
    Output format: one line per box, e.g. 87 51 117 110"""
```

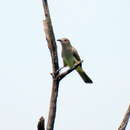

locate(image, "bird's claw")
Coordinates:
50 66 65 78
56 66 65 73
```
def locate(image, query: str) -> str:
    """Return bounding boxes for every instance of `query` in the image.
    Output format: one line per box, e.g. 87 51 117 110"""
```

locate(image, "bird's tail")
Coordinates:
76 66 93 83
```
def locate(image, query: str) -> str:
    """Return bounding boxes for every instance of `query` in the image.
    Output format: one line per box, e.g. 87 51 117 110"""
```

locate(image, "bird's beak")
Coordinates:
57 39 62 42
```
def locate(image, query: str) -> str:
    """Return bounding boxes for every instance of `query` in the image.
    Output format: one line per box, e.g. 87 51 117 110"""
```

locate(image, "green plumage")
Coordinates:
58 38 93 84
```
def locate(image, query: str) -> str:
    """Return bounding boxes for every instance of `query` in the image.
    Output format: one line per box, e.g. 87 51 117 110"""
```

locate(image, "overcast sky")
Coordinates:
0 0 130 130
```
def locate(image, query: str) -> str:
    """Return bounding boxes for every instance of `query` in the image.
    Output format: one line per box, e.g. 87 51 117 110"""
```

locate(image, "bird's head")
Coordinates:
57 38 70 45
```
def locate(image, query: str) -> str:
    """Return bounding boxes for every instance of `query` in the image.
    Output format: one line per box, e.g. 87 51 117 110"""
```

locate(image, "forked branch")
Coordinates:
41 0 80 130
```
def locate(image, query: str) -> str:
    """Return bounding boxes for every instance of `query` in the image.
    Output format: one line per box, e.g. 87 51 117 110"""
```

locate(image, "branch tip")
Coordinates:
118 104 130 130
37 116 45 130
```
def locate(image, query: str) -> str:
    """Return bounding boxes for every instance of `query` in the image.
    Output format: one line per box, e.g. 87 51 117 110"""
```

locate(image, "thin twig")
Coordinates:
118 104 130 130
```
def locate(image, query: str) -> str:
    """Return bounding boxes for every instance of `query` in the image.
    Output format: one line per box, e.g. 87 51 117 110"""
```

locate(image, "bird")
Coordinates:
57 38 93 83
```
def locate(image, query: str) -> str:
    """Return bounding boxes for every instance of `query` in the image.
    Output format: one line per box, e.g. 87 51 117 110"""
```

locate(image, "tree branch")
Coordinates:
118 104 130 130
42 0 59 73
42 1 59 130
41 1 84 130
58 60 83 81
37 117 45 130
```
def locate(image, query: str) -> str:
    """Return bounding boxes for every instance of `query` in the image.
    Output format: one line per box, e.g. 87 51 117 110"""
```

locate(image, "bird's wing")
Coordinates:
72 47 81 62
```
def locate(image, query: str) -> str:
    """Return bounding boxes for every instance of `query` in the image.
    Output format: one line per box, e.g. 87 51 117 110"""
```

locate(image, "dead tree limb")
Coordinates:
118 104 130 130
37 117 45 130
42 0 59 130
41 1 83 130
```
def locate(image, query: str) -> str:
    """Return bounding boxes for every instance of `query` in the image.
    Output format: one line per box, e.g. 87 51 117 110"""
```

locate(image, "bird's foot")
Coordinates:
50 66 65 78
57 66 65 73
73 60 83 66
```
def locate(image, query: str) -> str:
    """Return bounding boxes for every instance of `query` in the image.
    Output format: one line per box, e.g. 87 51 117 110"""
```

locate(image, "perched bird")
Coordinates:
57 38 93 83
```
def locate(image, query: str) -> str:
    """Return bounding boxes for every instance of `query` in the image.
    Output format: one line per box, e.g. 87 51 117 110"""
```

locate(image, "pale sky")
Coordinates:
0 0 130 130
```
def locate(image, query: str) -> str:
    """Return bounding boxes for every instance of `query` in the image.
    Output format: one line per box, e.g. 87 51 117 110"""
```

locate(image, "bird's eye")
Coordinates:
64 39 67 42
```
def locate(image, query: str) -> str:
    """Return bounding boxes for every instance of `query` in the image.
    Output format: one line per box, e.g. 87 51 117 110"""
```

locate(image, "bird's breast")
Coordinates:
62 49 75 67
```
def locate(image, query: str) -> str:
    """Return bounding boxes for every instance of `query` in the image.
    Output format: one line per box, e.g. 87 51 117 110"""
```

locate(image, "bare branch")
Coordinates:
42 0 59 73
42 1 59 130
42 1 83 130
118 104 130 130
58 60 83 81
37 117 45 130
